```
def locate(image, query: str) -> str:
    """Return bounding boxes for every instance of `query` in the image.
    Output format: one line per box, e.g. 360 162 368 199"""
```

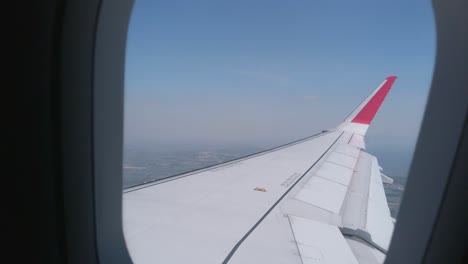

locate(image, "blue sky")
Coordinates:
124 0 435 177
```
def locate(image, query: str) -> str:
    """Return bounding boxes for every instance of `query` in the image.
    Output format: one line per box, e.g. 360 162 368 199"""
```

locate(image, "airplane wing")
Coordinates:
123 76 398 264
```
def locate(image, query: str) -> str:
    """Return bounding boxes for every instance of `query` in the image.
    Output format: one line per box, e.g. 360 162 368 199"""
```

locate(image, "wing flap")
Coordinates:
316 161 354 186
295 176 349 214
366 156 394 250
289 215 359 264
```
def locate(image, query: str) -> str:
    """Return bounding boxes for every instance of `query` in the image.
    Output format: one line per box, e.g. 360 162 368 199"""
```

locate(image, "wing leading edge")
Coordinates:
123 76 398 264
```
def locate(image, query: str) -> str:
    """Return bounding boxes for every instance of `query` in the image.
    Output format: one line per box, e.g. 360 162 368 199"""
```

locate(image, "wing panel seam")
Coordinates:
286 215 305 264
222 132 344 264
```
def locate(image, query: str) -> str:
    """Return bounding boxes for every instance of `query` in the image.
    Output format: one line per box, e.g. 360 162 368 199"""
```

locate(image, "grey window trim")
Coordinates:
84 0 467 263
93 0 134 263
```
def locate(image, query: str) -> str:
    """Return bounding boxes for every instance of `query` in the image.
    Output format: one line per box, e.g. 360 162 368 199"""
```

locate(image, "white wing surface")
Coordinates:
123 76 398 264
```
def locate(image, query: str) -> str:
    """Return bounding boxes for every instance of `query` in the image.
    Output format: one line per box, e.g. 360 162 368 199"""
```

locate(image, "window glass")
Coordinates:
123 0 434 249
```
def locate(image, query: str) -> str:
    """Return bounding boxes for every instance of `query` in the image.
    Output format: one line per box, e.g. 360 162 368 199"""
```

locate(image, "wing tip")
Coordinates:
350 76 397 125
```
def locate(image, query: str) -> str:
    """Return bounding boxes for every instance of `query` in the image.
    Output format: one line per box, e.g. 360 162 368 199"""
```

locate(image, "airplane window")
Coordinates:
123 0 434 262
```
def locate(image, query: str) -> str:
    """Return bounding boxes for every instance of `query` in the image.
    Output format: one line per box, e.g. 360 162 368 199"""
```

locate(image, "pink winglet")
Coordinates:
351 76 397 125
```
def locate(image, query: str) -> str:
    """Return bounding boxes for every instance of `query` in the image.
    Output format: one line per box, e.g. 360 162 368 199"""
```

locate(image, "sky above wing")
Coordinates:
124 0 435 176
